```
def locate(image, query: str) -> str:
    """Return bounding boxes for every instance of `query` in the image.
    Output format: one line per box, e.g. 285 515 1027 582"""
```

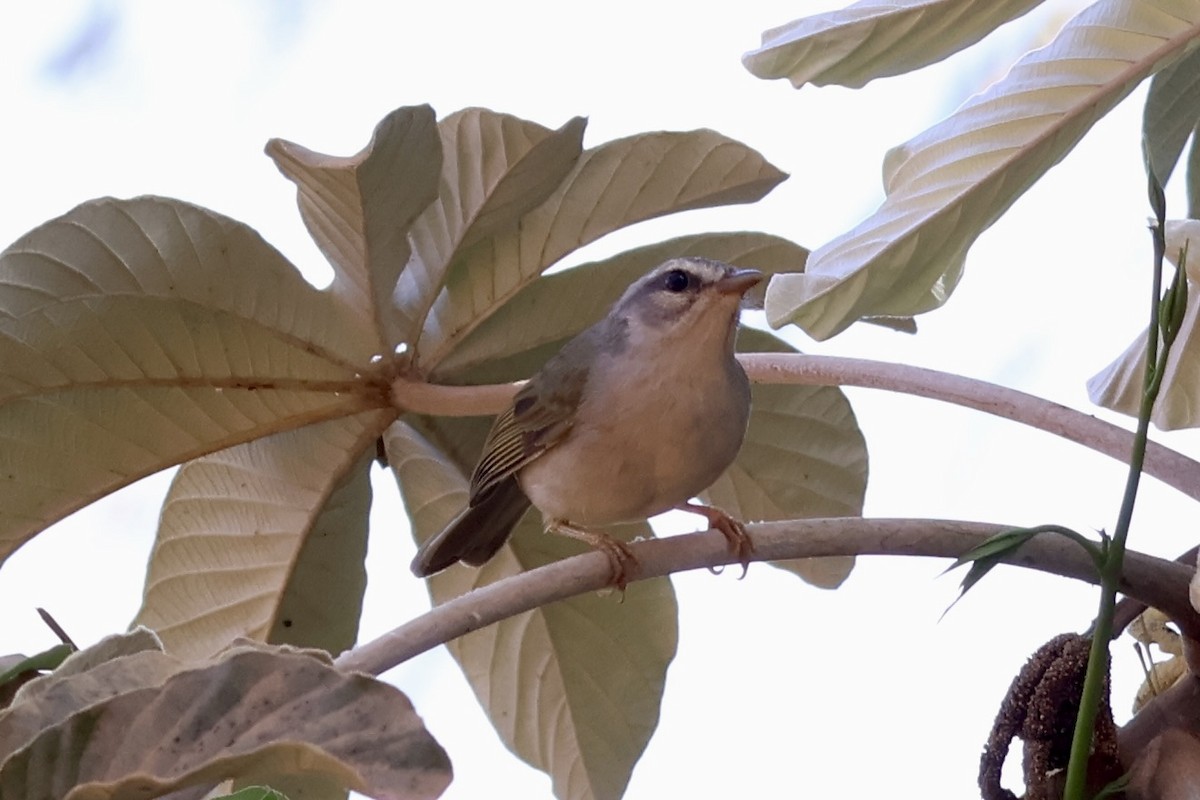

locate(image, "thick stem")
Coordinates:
335 517 1196 677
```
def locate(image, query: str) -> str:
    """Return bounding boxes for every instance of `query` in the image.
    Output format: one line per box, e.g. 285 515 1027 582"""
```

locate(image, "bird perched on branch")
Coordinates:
411 257 762 587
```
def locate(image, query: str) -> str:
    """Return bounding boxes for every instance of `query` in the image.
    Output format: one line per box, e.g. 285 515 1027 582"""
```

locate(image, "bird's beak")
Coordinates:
714 268 764 296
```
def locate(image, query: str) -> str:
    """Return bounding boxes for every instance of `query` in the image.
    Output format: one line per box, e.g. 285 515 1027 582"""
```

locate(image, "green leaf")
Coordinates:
1090 220 1200 429
134 412 389 660
743 0 1042 89
0 644 75 710
212 788 289 800
1143 41 1200 186
1093 773 1131 800
942 528 1043 614
266 105 443 350
765 0 1200 339
417 129 787 368
0 645 73 689
943 525 1100 614
1162 249 1190 349
0 197 384 569
945 527 1043 573
386 419 677 800
432 231 809 379
398 110 588 347
703 328 867 588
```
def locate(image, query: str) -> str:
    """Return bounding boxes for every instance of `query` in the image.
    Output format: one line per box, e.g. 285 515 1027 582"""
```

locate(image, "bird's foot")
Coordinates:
678 502 753 579
546 520 639 591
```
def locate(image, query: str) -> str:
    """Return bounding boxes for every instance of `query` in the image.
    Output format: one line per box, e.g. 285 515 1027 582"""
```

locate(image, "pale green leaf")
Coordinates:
1143 39 1200 185
1089 220 1200 429
744 0 1042 89
702 329 866 589
0 645 450 800
418 129 787 368
266 105 443 350
433 232 809 379
134 412 390 660
385 419 677 800
765 0 1200 339
0 197 383 567
397 110 587 345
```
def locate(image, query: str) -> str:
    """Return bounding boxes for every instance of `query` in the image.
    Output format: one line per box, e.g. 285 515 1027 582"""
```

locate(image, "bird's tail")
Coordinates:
410 475 532 577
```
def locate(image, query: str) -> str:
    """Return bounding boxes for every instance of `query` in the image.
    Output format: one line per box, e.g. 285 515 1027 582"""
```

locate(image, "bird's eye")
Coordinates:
662 269 692 293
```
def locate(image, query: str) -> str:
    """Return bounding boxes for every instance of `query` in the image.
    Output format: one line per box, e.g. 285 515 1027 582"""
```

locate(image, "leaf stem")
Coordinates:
391 354 1200 503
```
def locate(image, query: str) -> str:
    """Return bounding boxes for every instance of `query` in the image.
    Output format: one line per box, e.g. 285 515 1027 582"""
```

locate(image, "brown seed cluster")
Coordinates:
979 633 1122 800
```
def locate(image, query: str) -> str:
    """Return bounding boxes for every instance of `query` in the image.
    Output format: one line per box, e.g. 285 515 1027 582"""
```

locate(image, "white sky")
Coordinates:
3 1 1200 798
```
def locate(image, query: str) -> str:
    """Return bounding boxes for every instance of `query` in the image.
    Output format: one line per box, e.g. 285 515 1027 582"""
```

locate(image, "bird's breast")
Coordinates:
518 332 750 526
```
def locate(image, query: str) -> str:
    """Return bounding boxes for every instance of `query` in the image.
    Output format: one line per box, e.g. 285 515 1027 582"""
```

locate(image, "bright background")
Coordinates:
3 1 1200 797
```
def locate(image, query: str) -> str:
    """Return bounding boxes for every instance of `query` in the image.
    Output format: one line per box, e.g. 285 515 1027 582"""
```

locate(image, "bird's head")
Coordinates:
615 258 763 353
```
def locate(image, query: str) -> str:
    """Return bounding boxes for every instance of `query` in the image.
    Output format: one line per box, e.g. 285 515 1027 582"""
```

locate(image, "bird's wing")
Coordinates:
468 363 584 502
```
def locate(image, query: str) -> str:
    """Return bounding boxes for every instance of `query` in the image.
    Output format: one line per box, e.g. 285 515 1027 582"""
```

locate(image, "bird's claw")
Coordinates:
597 537 638 593
680 502 753 579
546 520 640 592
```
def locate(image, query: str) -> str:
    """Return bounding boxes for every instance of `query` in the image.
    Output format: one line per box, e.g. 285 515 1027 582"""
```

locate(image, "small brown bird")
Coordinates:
411 257 762 586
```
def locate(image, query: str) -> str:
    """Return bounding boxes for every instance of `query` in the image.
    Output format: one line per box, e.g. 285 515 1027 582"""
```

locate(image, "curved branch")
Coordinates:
336 518 1198 677
390 353 1200 502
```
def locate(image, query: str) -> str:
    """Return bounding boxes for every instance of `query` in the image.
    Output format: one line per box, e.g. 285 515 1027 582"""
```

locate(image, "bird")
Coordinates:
411 257 763 587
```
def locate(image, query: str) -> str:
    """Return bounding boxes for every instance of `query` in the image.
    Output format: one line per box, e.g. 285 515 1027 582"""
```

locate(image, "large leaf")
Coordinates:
1089 220 1200 429
703 329 867 588
134 412 390 660
765 0 1200 339
265 105 443 351
397 110 588 348
0 630 181 759
385 420 677 800
1143 38 1200 185
743 0 1042 89
0 197 383 566
417 129 787 368
0 633 450 800
432 231 810 379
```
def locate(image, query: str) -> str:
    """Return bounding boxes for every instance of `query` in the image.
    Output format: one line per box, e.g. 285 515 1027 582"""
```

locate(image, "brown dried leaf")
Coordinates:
0 645 450 800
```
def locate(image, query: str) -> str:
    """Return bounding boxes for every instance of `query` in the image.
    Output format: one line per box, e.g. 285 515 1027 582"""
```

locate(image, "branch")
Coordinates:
391 353 1200 502
335 518 1197 677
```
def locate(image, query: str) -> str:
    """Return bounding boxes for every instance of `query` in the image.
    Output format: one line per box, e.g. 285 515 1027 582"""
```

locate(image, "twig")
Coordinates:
36 608 76 649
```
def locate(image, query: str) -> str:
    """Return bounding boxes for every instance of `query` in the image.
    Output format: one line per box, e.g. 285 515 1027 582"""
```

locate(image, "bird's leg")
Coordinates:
545 519 639 590
676 502 753 578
